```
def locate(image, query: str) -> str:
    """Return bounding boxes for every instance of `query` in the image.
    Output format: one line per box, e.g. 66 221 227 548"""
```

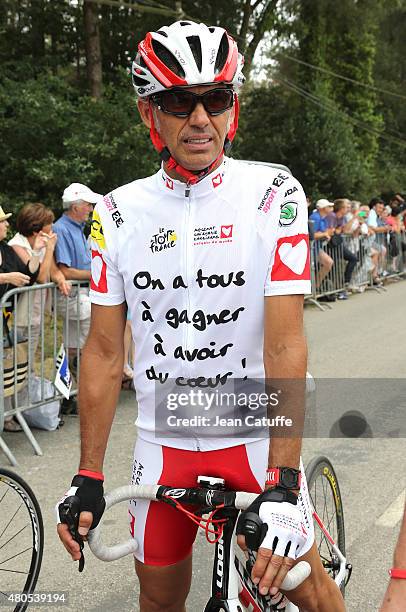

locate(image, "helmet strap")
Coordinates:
148 94 240 185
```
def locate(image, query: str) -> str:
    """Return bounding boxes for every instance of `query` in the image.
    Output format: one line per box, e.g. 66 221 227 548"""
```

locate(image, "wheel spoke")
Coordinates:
0 524 29 552
0 502 24 542
0 547 33 566
0 568 30 575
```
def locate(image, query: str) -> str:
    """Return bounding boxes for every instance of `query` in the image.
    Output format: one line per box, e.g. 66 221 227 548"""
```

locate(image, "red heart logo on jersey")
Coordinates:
271 234 310 281
91 250 108 293
220 225 233 239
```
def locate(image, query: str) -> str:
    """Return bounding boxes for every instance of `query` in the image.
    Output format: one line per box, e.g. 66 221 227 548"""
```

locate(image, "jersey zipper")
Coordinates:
184 182 194 363
184 183 200 452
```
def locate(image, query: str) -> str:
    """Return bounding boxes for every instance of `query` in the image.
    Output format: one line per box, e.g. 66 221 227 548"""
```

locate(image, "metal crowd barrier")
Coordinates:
306 231 406 310
380 230 406 279
306 239 347 310
1 281 90 465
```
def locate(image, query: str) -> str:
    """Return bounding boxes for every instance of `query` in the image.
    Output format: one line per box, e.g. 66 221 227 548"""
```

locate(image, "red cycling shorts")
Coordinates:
128 438 314 566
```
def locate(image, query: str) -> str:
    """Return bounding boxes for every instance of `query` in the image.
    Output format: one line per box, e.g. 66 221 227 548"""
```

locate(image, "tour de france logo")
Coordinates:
150 227 177 253
90 209 106 249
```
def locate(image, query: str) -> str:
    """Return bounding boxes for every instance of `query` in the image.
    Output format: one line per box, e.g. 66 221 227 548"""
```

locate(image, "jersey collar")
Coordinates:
158 157 229 198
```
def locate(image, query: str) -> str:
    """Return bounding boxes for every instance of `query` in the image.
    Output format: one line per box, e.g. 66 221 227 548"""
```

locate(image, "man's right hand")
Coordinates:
56 472 105 563
57 278 71 297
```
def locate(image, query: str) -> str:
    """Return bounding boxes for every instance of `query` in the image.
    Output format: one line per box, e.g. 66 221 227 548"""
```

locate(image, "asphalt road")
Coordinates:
1 279 406 611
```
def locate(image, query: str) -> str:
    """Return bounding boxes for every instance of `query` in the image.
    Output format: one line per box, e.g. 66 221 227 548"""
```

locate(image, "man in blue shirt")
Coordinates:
309 199 334 294
54 183 100 410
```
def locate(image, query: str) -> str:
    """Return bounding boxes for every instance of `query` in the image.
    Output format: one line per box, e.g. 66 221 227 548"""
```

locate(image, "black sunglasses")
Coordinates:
151 88 234 117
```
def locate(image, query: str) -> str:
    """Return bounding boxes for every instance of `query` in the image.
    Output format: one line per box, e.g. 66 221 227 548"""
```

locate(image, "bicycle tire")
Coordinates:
305 456 346 595
0 468 44 612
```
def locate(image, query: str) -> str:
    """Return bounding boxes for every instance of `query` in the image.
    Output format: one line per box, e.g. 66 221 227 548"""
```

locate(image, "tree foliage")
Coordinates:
0 0 405 214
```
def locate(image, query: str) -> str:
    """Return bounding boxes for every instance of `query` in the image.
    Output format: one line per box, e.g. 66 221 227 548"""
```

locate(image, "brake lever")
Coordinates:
59 495 85 572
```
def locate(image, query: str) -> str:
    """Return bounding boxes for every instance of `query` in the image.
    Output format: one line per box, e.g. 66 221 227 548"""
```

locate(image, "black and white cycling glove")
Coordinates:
237 487 309 560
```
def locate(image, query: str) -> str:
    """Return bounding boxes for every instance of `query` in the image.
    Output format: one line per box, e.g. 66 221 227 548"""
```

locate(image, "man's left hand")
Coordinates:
237 488 309 596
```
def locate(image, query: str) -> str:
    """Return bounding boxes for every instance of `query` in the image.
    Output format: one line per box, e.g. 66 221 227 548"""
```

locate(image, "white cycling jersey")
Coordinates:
89 157 311 450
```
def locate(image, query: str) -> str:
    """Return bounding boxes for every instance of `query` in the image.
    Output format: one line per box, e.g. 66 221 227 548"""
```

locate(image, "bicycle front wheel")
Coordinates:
0 468 44 612
305 456 346 595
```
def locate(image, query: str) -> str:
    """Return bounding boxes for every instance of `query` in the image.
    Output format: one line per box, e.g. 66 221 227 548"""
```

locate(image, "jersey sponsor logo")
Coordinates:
131 459 144 486
103 193 124 228
284 185 298 198
166 177 174 190
194 224 234 245
258 186 277 213
279 201 298 227
272 172 289 188
150 227 177 253
90 209 106 249
271 234 310 281
212 173 223 188
90 250 108 293
220 224 233 239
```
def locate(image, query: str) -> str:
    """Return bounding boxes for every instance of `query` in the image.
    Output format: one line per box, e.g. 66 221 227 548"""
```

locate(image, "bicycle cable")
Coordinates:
164 495 227 543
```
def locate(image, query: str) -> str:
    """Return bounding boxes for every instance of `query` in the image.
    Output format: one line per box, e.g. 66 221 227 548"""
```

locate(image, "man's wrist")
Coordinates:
389 568 406 579
78 469 104 481
265 466 301 490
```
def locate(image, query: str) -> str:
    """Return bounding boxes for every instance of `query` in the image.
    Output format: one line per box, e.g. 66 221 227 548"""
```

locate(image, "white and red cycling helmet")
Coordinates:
132 21 245 183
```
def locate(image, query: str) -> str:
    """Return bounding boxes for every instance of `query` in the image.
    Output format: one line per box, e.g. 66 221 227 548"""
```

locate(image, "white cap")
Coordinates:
62 183 101 208
316 198 334 209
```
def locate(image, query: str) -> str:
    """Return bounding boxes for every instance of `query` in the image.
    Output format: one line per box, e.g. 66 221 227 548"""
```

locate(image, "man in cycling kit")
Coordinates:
57 21 345 611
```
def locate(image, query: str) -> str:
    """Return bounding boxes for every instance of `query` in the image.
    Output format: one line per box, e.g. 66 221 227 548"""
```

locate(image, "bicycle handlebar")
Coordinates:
87 484 311 592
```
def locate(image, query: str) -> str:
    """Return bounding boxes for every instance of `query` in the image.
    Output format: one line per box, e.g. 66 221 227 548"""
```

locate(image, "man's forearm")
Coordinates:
78 340 124 473
265 337 307 470
394 504 406 567
58 264 91 281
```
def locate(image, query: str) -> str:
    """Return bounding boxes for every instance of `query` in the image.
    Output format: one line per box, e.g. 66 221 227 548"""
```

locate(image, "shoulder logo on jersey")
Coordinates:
279 201 298 227
258 173 290 215
90 209 106 249
258 187 278 214
150 227 177 253
271 234 310 281
284 186 298 198
103 193 124 228
212 173 223 188
90 250 108 293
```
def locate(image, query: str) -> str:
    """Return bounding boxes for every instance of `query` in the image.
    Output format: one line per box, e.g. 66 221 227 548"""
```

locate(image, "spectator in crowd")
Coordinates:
0 205 43 304
388 195 406 271
381 205 403 273
8 202 70 357
54 183 101 414
327 199 359 299
368 197 391 280
346 200 361 228
358 204 383 286
309 199 335 301
0 205 42 432
389 193 406 221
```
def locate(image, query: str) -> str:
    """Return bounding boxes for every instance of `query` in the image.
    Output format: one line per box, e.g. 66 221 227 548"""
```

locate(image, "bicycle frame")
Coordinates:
87 483 347 612
204 507 347 611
